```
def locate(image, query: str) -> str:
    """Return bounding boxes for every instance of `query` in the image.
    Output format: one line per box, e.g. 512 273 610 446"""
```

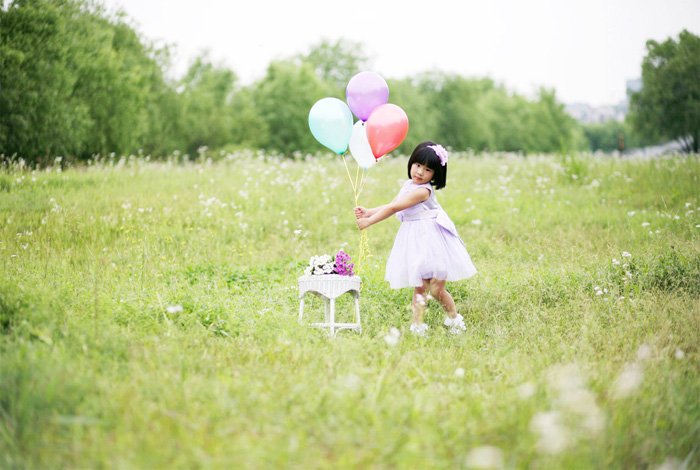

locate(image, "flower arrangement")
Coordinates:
304 250 355 276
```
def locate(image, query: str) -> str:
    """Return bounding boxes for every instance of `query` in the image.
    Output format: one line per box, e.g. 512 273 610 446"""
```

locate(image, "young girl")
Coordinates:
354 141 477 335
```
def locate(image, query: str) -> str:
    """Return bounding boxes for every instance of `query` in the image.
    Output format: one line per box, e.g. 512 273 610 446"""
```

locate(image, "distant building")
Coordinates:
565 78 641 123
565 102 627 123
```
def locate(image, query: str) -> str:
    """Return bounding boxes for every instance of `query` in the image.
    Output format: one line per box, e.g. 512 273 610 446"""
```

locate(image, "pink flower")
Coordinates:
334 250 355 276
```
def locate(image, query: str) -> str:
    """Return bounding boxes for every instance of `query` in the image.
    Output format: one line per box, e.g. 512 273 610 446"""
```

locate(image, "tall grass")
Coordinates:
1 150 699 469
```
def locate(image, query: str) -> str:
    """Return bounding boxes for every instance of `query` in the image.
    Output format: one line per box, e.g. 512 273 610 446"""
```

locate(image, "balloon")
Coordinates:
346 71 389 121
366 104 409 158
349 121 376 169
308 97 353 154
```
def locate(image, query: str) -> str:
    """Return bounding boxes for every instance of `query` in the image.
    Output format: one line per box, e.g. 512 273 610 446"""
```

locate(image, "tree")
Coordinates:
629 30 700 153
299 38 369 93
252 60 332 155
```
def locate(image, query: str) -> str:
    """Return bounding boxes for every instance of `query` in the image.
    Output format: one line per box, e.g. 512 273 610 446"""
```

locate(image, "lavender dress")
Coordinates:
385 180 477 289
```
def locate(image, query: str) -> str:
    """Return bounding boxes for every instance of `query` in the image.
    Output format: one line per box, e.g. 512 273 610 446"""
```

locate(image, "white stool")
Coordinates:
298 275 362 337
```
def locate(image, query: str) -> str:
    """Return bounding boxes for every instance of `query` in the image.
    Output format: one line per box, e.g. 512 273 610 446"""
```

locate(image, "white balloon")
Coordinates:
349 121 376 169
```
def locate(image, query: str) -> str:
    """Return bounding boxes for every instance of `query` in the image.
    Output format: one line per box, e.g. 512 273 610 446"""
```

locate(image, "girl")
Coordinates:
355 141 477 336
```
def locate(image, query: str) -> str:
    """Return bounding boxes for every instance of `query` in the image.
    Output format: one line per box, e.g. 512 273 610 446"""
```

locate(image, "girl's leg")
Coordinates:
429 279 457 319
413 280 431 324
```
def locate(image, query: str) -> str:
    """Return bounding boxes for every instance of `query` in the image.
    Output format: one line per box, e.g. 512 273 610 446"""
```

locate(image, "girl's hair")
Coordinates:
407 141 447 189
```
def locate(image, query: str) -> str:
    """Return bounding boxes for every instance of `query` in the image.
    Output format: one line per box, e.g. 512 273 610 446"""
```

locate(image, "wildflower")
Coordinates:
384 327 400 346
611 362 643 400
530 411 569 454
612 258 620 265
622 251 632 258
415 293 426 307
472 219 482 225
166 305 183 314
674 349 685 360
454 367 465 378
516 381 536 399
642 222 650 227
464 446 503 469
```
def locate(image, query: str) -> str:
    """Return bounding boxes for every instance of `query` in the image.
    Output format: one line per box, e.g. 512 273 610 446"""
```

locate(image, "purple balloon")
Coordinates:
346 71 389 121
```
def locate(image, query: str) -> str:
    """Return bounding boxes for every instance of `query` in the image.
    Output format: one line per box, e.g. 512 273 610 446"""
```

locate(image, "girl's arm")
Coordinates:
357 188 430 230
354 193 400 219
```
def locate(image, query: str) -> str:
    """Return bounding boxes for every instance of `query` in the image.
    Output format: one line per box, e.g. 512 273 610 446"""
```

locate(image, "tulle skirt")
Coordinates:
385 219 477 289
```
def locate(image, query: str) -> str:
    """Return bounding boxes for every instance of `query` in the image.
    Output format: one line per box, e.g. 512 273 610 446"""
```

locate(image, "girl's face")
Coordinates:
410 162 434 185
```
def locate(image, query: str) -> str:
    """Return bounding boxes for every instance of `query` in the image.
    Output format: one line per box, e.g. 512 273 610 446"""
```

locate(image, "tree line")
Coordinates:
1 0 697 163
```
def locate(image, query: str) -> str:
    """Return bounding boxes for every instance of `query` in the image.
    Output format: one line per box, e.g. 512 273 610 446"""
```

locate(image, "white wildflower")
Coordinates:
516 381 536 399
674 349 685 360
464 445 503 469
530 411 569 454
384 327 400 346
611 362 643 400
636 344 652 361
166 305 183 314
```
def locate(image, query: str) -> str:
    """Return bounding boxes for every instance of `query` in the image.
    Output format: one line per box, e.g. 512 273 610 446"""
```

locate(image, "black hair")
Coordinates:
407 141 447 189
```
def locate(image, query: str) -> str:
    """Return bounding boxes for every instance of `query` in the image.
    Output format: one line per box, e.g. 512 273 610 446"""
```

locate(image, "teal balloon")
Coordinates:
308 97 353 154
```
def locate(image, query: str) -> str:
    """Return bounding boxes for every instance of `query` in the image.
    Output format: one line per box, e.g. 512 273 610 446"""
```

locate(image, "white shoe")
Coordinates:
409 322 429 337
444 314 466 333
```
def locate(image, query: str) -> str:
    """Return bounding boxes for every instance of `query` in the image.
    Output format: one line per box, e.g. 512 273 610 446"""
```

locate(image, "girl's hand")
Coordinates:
354 207 367 219
357 218 370 230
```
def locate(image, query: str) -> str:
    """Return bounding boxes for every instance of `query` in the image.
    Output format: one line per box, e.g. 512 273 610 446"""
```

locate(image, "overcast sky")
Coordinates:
103 0 700 106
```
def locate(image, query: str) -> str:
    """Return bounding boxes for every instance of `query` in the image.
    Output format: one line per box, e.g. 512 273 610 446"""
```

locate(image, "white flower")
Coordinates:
642 222 650 227
415 293 426 307
622 251 632 258
454 367 465 378
516 381 536 399
611 362 643 399
464 445 503 469
384 327 400 346
166 305 183 314
612 258 620 265
472 219 482 225
636 344 652 361
674 349 685 360
530 411 569 454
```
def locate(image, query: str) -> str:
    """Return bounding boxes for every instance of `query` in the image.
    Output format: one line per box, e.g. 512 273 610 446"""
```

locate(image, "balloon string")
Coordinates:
342 155 371 280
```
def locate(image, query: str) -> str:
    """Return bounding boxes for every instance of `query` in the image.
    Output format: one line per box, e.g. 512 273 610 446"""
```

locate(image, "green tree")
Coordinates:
299 38 369 94
252 60 332 155
0 0 180 161
178 54 238 155
0 0 91 160
629 30 700 153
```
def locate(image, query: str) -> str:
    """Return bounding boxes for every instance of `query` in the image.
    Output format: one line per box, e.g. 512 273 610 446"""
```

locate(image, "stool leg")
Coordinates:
298 295 305 323
354 291 361 333
330 298 336 337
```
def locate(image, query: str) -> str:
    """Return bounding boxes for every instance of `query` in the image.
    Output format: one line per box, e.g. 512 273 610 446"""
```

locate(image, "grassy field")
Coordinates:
1 149 699 469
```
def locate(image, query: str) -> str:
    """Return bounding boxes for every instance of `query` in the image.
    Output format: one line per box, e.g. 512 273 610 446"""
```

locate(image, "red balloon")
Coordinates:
366 104 409 159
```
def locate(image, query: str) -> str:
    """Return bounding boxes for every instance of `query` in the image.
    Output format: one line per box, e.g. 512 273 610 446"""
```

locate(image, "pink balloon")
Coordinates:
346 72 389 121
366 104 409 159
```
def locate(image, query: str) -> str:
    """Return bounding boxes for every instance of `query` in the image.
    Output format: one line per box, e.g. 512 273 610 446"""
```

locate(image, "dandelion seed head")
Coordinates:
516 381 536 399
636 344 652 361
530 411 569 454
464 445 503 469
674 349 685 360
611 362 643 399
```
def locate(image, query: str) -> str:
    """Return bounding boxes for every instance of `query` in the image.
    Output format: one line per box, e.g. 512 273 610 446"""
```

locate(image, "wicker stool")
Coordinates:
298 275 362 337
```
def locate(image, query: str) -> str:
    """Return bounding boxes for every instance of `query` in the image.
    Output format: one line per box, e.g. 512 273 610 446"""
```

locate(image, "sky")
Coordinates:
102 0 700 107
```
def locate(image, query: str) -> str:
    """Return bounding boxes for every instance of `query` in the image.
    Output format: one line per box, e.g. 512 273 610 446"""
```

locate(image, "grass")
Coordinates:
1 149 699 469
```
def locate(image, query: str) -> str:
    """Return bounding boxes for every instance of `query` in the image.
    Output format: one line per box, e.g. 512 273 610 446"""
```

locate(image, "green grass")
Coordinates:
1 150 699 469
